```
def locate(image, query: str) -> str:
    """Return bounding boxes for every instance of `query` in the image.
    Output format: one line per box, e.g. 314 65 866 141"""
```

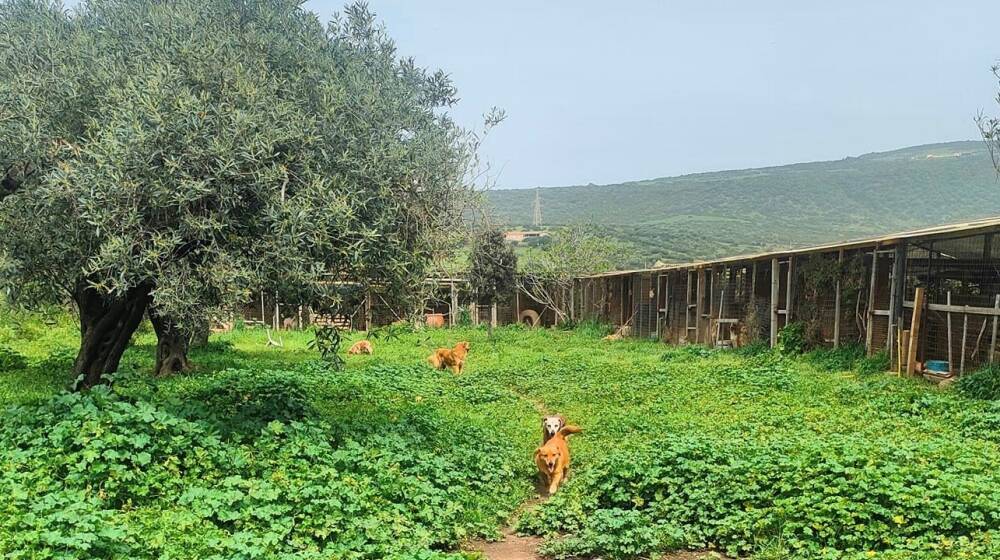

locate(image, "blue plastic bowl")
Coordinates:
925 360 950 373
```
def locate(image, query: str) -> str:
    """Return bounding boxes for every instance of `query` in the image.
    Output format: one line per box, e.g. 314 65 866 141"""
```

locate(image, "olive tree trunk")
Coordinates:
72 284 152 389
191 321 210 348
149 310 191 377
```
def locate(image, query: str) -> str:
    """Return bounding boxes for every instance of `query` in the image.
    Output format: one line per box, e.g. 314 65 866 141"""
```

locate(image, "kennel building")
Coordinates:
574 217 1000 375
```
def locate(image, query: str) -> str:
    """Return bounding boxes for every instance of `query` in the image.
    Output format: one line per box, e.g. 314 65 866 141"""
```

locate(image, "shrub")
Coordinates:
0 345 28 371
956 365 1000 400
309 325 345 369
776 322 808 355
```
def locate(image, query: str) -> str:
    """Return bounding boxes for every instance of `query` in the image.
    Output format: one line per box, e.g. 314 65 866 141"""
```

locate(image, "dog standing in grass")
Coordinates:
535 423 581 496
427 341 470 374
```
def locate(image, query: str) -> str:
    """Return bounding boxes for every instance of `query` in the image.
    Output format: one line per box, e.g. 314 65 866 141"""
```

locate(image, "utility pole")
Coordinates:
532 187 542 227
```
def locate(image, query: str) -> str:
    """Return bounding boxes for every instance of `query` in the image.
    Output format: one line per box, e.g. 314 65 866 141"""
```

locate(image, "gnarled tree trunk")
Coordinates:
191 319 210 348
72 283 152 390
149 310 191 377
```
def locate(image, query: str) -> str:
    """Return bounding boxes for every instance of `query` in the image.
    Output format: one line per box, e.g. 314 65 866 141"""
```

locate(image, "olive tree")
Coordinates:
0 0 479 387
468 227 517 335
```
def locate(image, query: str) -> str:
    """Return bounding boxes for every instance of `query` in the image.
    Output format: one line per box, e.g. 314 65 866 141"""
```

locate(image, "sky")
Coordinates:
298 0 1000 189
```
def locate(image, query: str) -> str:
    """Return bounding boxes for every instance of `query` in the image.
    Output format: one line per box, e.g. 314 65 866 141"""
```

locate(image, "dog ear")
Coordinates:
558 415 566 429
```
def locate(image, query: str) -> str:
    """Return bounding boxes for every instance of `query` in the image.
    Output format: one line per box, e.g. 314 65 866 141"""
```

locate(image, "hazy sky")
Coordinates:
61 0 1000 188
298 1 1000 189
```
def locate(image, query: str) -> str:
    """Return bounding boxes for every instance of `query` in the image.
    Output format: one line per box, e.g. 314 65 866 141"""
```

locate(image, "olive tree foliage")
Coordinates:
0 0 482 387
518 224 633 323
468 227 517 335
980 63 1000 173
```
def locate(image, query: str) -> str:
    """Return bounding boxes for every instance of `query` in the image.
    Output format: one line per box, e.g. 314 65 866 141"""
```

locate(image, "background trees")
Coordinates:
518 224 633 323
468 227 517 335
979 63 1000 173
0 0 478 387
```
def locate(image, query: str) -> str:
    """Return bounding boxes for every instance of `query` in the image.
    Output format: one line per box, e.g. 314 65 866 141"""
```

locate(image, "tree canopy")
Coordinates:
468 227 517 328
519 224 633 322
0 0 478 386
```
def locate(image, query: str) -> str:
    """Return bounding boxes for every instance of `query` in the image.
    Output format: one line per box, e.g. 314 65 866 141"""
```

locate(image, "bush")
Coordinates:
0 345 27 371
776 322 808 355
956 365 1000 400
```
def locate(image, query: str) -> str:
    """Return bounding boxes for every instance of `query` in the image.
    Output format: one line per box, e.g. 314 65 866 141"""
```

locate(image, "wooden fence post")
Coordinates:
450 281 458 327
834 249 843 348
865 245 879 355
888 243 906 358
906 287 925 376
364 290 372 331
770 258 779 347
785 257 794 322
991 295 999 364
947 292 953 371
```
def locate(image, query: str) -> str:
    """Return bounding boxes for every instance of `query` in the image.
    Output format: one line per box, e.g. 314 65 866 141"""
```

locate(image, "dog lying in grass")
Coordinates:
427 341 470 374
347 340 373 355
535 423 581 495
541 414 566 444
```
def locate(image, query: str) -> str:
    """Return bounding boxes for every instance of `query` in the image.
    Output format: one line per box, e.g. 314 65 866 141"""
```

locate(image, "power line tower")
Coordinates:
532 188 542 227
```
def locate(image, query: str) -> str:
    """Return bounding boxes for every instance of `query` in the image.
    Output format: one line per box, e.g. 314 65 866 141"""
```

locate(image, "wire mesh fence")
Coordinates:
232 223 1000 378
578 226 1000 378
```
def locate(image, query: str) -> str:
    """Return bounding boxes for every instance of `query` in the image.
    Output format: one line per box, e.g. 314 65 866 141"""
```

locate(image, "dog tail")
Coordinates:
427 353 440 368
559 425 582 436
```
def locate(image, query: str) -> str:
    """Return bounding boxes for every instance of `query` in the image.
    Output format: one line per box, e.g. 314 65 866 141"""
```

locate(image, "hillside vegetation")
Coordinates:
4 313 1000 558
489 141 1000 264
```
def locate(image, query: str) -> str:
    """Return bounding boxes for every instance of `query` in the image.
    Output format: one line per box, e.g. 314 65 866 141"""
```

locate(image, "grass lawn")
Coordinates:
2 314 1000 559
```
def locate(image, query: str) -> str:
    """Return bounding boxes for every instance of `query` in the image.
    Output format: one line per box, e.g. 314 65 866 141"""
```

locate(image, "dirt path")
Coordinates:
464 389 549 559
467 391 731 560
467 529 545 560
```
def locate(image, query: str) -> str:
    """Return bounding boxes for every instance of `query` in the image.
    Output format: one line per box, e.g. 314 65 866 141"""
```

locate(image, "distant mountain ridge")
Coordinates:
487 141 1000 265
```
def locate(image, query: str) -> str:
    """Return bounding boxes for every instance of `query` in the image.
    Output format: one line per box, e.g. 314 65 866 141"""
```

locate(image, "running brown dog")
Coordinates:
534 424 582 495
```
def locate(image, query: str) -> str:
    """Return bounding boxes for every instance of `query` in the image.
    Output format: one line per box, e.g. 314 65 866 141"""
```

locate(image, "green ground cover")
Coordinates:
2 312 1000 559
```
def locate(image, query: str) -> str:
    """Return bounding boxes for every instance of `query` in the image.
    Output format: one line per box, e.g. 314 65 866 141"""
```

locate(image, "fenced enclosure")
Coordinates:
239 278 551 332
577 217 1000 376
235 217 1000 377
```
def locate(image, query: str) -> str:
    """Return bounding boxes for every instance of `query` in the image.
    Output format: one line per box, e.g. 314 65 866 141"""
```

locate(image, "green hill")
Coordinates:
488 141 1000 265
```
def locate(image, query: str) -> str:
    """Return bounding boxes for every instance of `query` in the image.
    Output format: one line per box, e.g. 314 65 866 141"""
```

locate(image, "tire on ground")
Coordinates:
519 309 540 327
